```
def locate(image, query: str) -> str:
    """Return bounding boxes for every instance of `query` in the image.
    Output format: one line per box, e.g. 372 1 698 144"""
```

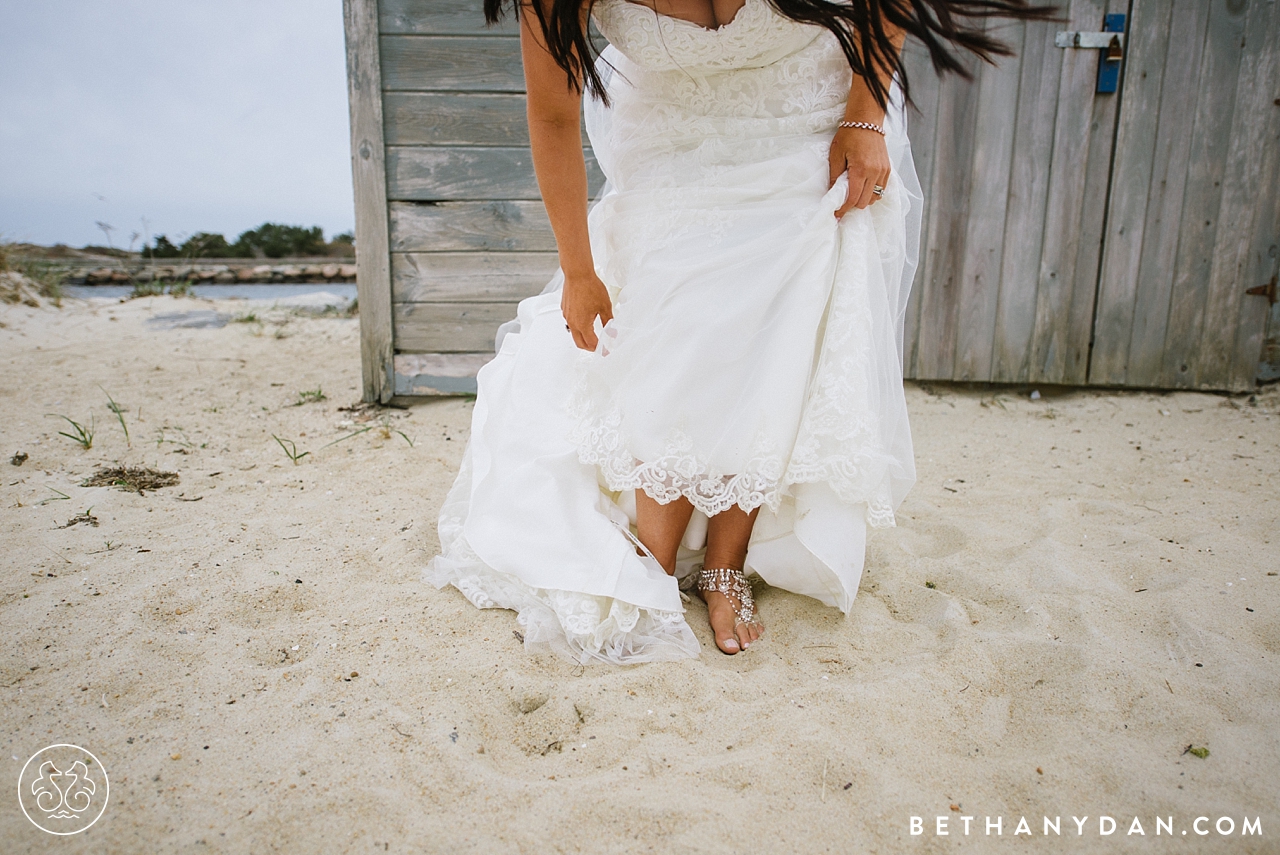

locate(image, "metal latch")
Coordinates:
1055 31 1125 54
1056 14 1127 94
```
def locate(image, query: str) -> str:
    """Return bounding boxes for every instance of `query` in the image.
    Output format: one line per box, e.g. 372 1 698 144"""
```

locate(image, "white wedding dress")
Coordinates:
424 0 924 664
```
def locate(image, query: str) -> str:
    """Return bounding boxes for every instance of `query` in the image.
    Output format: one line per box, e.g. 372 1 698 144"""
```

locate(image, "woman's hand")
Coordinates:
829 126 891 218
562 271 614 351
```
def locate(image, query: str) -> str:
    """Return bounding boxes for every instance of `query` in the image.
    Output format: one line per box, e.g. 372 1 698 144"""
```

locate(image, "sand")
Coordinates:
2 293 1278 853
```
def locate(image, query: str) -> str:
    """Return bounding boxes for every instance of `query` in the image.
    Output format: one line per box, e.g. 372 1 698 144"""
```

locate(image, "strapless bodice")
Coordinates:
592 0 825 72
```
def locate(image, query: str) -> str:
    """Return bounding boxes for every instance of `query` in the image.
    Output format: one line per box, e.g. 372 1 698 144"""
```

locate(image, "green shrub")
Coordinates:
232 223 325 258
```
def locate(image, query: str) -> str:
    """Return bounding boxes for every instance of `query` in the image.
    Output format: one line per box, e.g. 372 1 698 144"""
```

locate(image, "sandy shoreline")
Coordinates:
2 294 1277 853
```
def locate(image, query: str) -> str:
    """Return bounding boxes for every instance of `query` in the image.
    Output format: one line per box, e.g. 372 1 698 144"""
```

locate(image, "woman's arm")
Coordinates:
829 24 908 218
520 1 612 351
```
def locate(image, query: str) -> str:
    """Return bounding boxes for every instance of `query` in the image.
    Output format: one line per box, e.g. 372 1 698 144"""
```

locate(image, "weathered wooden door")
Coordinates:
902 0 1279 391
1089 0 1279 390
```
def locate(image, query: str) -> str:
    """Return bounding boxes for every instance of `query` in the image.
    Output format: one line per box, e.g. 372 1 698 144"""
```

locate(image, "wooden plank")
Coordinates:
393 301 519 352
395 352 494 375
1250 5 1280 385
1028 0 1109 384
379 0 515 35
911 52 983 379
380 36 523 92
1109 0 1210 386
954 19 1022 380
383 92 593 148
391 251 559 301
992 19 1062 382
384 92 528 145
1206 0 1280 390
390 201 555 251
1065 0 1127 385
393 352 494 395
1087 0 1175 385
386 146 604 201
899 39 941 378
344 0 395 403
1159 0 1249 387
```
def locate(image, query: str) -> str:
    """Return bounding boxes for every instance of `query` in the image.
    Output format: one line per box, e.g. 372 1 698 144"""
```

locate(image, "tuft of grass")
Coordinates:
1 240 66 304
1185 745 1210 759
47 413 94 449
317 425 373 451
294 387 327 406
168 279 195 298
129 279 196 299
38 487 71 505
374 416 414 447
60 508 99 529
272 434 310 465
232 311 259 324
18 262 66 304
129 280 165 298
1 239 65 305
924 581 937 589
154 425 196 450
100 386 130 447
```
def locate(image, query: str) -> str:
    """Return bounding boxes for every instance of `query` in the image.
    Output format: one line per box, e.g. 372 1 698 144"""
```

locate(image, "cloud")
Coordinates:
0 0 354 246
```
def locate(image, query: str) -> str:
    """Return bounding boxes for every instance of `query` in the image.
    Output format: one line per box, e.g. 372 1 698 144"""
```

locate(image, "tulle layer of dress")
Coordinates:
424 0 923 664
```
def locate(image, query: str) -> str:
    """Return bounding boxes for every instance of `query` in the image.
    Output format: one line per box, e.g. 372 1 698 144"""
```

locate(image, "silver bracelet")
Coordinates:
838 120 886 135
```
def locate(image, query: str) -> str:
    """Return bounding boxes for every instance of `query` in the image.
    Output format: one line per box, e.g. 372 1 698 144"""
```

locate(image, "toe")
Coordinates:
717 631 740 654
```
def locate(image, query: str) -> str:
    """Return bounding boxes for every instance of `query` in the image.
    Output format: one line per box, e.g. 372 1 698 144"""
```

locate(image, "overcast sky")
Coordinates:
0 1 354 249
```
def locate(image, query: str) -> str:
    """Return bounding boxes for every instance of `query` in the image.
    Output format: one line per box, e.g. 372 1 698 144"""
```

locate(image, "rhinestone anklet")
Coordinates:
696 567 759 627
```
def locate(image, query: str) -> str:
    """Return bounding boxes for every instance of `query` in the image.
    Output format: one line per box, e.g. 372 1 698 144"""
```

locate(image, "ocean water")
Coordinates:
62 283 358 304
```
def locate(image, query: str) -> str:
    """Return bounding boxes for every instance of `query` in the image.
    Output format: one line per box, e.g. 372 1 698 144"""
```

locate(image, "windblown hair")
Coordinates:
485 0 1060 110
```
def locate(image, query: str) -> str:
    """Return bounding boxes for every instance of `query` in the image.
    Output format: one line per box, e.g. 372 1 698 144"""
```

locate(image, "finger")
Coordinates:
599 303 614 326
835 173 866 218
828 148 845 190
572 325 597 352
869 169 890 205
854 172 877 210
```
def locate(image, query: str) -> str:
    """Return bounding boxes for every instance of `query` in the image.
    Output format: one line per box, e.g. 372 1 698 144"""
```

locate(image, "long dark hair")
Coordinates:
485 0 1060 110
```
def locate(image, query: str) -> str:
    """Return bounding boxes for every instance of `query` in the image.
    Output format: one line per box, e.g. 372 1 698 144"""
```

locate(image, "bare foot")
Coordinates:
700 589 763 655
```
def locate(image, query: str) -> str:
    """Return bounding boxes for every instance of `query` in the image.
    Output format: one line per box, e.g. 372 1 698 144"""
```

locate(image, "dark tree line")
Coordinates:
144 224 354 259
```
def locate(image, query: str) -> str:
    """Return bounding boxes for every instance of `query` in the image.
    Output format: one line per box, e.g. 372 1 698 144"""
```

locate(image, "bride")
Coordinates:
426 0 1053 661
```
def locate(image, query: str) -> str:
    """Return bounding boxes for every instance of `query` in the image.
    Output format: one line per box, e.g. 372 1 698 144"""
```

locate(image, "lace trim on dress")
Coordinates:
568 392 787 517
570 390 898 526
426 527 699 665
425 441 699 664
780 179 911 529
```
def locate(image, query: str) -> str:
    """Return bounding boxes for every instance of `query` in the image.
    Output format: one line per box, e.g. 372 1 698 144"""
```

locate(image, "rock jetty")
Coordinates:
78 262 357 285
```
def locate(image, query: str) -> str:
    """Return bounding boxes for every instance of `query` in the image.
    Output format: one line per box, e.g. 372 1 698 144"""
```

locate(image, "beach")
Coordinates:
2 292 1277 853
